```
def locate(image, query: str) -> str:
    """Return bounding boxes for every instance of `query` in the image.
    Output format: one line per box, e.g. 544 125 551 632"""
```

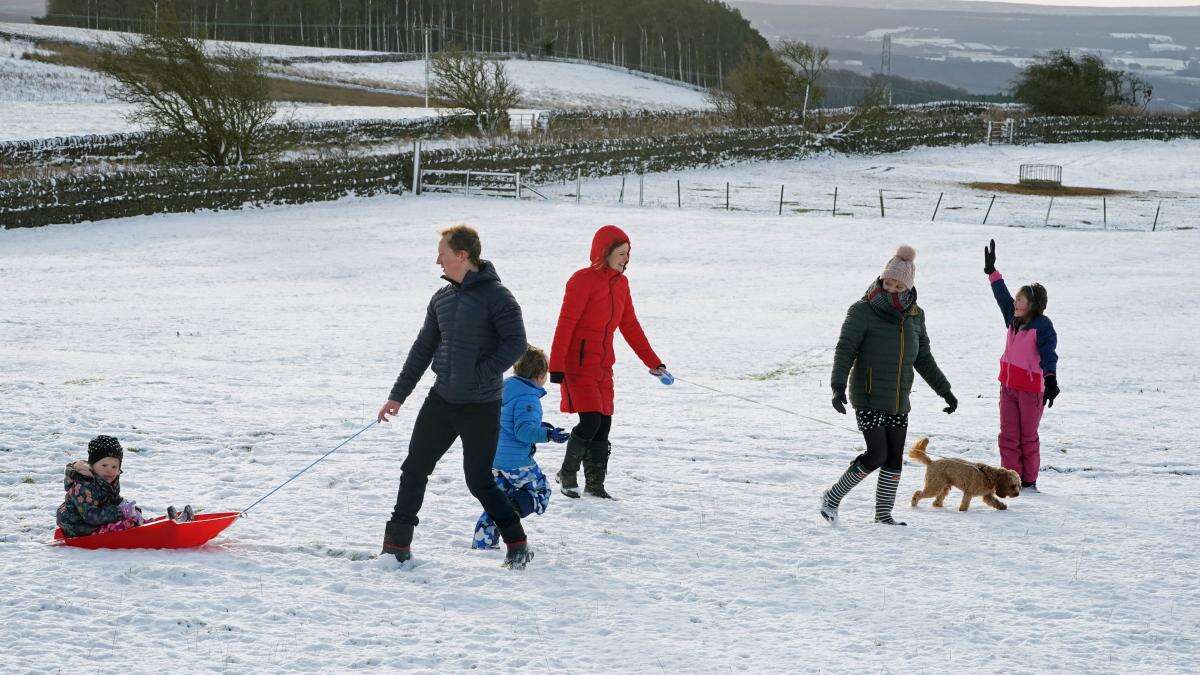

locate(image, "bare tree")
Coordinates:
777 39 829 107
430 46 523 133
709 47 802 126
96 21 281 166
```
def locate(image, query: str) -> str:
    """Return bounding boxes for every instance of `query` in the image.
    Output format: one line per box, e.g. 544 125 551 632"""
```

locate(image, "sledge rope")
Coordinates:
672 376 860 435
671 375 985 445
240 420 378 516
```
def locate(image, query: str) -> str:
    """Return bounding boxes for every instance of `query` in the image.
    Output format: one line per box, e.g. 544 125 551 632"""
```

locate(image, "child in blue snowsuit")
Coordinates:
472 346 568 549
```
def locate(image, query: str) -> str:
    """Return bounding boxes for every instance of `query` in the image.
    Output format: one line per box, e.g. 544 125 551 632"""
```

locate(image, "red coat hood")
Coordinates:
589 225 630 268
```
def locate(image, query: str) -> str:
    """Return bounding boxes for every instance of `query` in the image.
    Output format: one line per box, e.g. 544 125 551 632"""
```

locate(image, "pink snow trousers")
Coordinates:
998 385 1044 485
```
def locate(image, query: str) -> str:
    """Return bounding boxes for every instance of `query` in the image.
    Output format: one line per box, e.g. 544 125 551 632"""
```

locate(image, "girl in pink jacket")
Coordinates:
984 240 1059 491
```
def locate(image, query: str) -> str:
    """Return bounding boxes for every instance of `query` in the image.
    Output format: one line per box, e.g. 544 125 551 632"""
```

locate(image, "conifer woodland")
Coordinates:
41 0 768 87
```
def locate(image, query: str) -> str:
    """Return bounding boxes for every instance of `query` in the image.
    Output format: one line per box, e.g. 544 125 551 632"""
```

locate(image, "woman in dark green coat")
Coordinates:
820 245 957 526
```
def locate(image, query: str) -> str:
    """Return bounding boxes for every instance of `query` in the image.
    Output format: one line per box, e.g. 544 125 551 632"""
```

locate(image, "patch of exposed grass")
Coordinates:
266 76 426 107
963 181 1133 197
27 41 425 107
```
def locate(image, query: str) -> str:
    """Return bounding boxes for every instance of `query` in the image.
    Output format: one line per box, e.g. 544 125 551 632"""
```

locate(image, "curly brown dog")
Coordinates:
908 438 1022 511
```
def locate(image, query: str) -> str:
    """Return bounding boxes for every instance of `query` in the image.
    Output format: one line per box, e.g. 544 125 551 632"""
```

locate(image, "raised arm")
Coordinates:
985 240 1014 327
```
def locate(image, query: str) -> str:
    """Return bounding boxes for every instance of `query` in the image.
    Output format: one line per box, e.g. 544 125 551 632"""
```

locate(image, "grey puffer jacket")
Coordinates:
389 261 527 405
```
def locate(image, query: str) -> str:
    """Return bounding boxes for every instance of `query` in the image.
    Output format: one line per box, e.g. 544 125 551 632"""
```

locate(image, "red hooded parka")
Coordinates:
549 225 663 415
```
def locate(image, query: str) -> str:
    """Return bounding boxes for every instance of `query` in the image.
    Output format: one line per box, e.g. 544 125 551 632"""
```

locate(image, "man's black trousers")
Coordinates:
388 391 526 546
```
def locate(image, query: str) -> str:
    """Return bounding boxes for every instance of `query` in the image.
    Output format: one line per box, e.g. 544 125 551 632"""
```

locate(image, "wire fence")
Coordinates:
530 172 1193 232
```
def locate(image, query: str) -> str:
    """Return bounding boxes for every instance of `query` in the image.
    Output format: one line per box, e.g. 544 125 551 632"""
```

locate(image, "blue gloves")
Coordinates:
541 422 570 444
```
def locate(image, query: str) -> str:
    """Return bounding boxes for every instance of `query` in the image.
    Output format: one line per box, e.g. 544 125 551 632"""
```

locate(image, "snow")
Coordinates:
1110 33 1175 42
1111 56 1188 72
562 139 1200 231
862 27 921 40
947 51 1035 67
0 35 113 103
0 21 386 58
284 58 712 110
0 32 444 141
0 102 444 142
1149 43 1189 52
2 139 1198 672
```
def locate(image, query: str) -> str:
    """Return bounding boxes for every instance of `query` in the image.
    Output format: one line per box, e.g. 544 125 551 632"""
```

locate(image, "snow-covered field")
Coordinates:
0 100 447 142
0 36 112 103
0 21 387 59
0 33 448 141
2 158 1197 671
1 21 710 118
558 139 1200 231
284 58 712 110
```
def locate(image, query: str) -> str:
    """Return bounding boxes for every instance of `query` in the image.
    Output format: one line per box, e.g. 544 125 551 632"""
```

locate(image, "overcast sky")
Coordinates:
748 0 1200 7
0 1 46 22
960 0 1197 5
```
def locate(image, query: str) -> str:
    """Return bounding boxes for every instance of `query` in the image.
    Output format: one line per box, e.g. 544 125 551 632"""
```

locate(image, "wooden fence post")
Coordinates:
411 140 422 195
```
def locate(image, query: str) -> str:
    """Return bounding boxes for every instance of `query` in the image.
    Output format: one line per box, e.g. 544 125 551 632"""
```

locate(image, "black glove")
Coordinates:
549 371 564 384
942 391 958 414
1043 374 1059 408
984 239 996 275
832 387 848 415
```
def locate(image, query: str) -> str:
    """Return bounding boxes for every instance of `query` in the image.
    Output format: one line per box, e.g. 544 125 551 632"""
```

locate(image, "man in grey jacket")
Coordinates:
378 225 533 569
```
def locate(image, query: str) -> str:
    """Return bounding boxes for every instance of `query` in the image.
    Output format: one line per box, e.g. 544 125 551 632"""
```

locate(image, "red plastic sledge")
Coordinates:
53 512 239 550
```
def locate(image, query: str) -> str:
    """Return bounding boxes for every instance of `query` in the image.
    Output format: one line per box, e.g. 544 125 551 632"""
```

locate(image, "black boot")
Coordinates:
502 541 534 570
382 521 414 563
556 435 588 498
874 469 907 526
583 441 614 499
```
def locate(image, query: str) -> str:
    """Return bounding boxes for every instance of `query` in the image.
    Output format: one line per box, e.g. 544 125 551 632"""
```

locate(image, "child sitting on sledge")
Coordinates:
472 346 569 549
56 435 194 538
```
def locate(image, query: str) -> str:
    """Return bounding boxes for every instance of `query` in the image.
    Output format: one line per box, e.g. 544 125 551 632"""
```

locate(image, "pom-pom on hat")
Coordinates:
87 435 124 465
880 244 917 289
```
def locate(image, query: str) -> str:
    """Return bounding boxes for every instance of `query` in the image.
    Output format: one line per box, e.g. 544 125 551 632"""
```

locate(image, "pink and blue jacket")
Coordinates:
990 271 1058 393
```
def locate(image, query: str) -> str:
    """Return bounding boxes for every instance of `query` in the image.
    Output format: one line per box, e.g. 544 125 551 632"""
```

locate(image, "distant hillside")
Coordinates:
817 69 1007 107
39 0 769 89
733 1 1200 108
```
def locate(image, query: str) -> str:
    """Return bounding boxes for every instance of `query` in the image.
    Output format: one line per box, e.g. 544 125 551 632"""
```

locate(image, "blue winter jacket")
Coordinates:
388 261 527 406
494 376 551 471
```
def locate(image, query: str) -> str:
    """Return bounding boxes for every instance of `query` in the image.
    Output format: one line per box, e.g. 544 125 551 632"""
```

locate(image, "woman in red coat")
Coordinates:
550 225 667 499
